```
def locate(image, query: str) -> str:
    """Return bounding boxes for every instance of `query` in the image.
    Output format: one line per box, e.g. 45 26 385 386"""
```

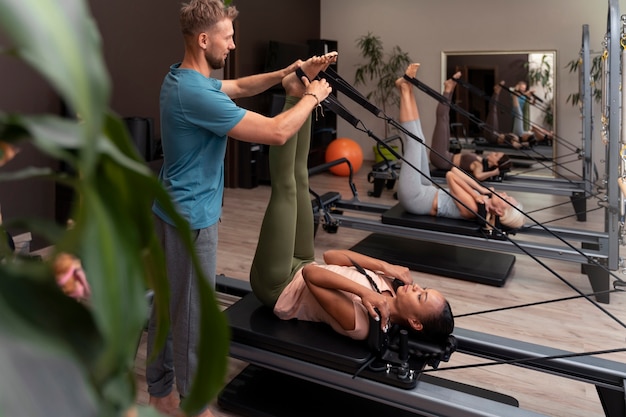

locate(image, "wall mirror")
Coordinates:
442 51 556 172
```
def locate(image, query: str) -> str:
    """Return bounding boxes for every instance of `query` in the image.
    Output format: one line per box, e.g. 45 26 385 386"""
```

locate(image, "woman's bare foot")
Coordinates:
443 71 462 94
282 52 338 96
302 51 337 79
395 63 420 90
493 84 503 96
405 62 420 79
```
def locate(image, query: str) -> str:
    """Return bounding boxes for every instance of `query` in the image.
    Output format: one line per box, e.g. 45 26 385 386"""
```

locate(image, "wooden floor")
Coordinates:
134 159 626 417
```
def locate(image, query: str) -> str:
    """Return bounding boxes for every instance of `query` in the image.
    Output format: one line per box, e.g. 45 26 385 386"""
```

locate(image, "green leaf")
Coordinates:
353 32 411 137
0 0 230 414
0 0 110 174
0 262 102 417
0 332 99 417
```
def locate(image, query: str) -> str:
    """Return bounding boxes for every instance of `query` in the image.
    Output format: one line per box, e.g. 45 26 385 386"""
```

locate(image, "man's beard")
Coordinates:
206 52 226 70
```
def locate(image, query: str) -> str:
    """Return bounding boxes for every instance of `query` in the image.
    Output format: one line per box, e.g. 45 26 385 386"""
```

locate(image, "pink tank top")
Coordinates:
273 262 395 340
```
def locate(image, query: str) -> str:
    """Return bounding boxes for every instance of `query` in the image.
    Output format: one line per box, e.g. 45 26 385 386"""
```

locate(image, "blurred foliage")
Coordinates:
0 0 229 416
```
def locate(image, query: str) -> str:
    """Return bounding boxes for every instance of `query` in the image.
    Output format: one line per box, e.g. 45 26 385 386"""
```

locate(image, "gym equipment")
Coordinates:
312 189 612 302
429 169 589 221
214 279 626 417
350 232 515 287
218 292 543 417
325 137 363 176
308 17 619 303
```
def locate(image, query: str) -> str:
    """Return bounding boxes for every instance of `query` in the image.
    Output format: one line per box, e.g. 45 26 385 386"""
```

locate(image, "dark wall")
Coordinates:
228 0 320 113
91 0 320 135
0 31 60 247
87 0 182 128
0 0 320 249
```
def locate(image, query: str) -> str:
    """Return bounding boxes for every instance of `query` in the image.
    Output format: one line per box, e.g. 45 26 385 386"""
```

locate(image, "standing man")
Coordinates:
146 1 335 416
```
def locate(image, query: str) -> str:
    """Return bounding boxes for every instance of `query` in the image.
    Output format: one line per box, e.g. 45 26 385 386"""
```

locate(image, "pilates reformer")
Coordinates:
311 185 613 298
306 15 623 304
413 73 594 223
310 114 611 302
428 120 589 221
214 276 626 417
365 47 596 222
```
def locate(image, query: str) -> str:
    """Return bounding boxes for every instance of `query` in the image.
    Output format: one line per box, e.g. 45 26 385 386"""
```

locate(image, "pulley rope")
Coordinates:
315 67 626 329
313 73 626 375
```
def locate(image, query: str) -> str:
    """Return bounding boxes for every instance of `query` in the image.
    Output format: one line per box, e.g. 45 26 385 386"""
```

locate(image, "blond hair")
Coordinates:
499 202 525 229
179 0 239 37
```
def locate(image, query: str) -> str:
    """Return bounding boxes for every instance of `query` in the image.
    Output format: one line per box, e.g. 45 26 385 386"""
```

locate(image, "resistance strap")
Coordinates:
314 67 626 328
403 75 589 191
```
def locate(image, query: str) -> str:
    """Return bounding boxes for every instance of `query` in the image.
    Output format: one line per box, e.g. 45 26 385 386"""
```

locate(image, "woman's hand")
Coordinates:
360 291 391 331
381 263 412 286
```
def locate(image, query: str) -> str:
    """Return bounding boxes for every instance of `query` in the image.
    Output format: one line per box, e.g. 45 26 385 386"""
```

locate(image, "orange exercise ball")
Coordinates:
324 138 363 176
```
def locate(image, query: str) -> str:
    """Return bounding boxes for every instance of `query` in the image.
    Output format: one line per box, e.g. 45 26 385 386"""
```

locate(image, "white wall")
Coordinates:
321 0 625 178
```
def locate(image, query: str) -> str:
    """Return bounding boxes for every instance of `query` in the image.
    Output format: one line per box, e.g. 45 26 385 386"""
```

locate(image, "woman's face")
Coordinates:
486 152 504 167
488 193 518 216
395 283 446 331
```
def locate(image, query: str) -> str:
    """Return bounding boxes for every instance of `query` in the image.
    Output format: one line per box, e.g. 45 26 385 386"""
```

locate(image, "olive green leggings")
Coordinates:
250 96 315 307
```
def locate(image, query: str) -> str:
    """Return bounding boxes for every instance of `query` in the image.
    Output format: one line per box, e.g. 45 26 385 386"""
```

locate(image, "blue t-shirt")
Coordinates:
153 64 246 229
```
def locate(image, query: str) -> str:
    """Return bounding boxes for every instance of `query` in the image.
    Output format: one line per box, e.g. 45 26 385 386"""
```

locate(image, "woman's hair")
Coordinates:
503 133 518 144
499 202 525 229
180 0 239 37
497 154 512 171
417 300 455 342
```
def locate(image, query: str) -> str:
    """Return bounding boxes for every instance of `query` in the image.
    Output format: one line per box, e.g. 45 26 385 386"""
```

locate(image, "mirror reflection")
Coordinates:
443 51 556 167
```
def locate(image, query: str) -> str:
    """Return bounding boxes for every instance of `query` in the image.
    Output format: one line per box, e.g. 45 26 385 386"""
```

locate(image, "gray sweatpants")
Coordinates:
146 215 217 400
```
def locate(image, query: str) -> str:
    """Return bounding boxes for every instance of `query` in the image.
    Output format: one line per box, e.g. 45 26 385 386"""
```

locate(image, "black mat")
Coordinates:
226 293 372 371
382 203 494 238
218 364 519 417
350 233 515 286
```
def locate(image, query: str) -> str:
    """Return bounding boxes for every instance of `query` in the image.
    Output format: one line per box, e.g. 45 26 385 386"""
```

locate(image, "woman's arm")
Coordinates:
445 168 491 218
450 167 492 194
470 160 500 182
323 249 412 285
302 263 390 331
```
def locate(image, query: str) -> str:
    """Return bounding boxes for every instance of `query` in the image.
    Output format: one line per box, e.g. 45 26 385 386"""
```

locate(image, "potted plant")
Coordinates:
526 54 555 128
565 55 603 106
354 32 411 140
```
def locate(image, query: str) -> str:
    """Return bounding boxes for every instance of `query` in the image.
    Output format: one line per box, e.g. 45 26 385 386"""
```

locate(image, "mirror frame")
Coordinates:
441 50 556 171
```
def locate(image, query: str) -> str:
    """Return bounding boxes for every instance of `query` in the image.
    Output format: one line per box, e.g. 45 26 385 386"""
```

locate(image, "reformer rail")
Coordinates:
430 174 589 221
314 194 612 302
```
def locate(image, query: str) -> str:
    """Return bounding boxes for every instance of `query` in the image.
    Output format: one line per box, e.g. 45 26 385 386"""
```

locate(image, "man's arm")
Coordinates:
227 77 330 146
220 60 301 99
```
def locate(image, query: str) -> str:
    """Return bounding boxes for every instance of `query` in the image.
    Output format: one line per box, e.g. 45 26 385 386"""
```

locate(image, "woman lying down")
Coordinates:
250 58 454 346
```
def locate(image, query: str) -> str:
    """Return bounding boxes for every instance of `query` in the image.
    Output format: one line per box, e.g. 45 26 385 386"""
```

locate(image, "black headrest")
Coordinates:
367 310 457 369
